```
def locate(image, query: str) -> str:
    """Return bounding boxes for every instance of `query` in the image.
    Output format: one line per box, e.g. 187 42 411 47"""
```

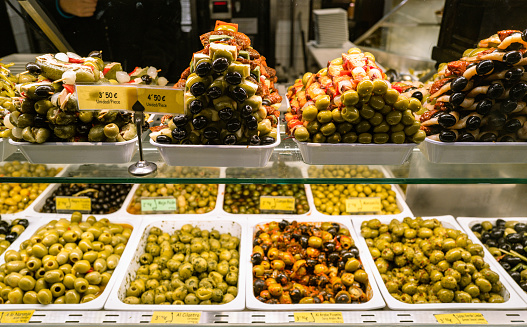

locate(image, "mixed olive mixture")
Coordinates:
123 224 240 305
362 217 505 304
252 220 370 304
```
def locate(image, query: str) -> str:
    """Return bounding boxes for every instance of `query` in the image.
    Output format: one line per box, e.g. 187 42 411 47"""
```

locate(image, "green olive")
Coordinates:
302 105 318 122
357 80 374 97
342 90 359 106
294 126 310 142
317 110 333 124
315 95 331 111
341 106 359 122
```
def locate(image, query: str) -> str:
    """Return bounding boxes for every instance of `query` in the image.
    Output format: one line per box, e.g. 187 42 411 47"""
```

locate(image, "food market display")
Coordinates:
285 48 425 144
0 213 133 304
421 29 527 142
471 219 527 292
122 224 240 305
252 220 372 304
150 21 281 146
40 184 132 214
0 218 28 255
361 217 506 304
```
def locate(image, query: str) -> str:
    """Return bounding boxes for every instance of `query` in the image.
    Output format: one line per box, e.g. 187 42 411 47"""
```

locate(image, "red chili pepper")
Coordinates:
69 58 84 63
129 67 142 76
339 70 352 76
63 84 75 94
391 85 403 93
103 67 111 75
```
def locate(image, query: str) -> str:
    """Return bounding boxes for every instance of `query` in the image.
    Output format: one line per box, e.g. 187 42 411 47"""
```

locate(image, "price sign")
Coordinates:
151 312 201 324
56 196 91 213
141 197 177 213
345 197 382 213
435 313 487 324
137 87 184 114
0 310 35 323
260 196 295 213
76 85 137 110
294 312 344 324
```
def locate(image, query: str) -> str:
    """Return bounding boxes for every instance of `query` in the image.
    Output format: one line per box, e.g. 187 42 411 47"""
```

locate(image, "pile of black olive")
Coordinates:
40 183 132 214
0 218 28 254
472 219 527 291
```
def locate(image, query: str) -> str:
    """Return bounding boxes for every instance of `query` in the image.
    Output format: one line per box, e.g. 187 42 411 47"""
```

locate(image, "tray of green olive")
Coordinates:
0 212 142 310
458 217 527 306
105 217 247 310
354 215 526 310
246 217 385 310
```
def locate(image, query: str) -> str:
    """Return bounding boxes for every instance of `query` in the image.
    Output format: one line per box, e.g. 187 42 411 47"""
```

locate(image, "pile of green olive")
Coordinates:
0 212 133 304
0 218 29 255
307 165 384 179
361 217 506 304
223 184 309 214
252 220 371 304
123 224 240 305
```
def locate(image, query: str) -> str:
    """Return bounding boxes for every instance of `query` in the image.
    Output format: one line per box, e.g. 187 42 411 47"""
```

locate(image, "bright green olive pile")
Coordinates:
361 217 506 304
123 224 240 305
0 213 133 304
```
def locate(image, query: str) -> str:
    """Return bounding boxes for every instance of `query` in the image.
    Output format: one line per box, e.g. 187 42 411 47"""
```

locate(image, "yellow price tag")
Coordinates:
0 310 35 323
137 87 184 114
76 84 137 110
151 312 201 324
294 312 343 324
260 196 296 212
345 197 382 213
56 196 91 213
435 313 487 324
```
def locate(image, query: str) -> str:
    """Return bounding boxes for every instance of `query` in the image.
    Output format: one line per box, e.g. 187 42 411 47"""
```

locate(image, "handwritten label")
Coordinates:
76 85 137 110
56 196 91 213
294 312 344 323
137 87 184 114
345 197 382 213
141 197 177 213
151 312 201 324
260 196 295 213
0 310 35 323
435 313 487 324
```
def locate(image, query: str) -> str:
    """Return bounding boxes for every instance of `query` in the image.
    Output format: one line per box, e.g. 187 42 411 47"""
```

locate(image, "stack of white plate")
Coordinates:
313 8 349 48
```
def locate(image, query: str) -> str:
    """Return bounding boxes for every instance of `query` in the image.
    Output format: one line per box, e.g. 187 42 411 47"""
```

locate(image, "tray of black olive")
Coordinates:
246 217 385 310
458 217 527 305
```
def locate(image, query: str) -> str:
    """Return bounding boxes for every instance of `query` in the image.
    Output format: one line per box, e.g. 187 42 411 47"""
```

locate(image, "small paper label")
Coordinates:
76 85 137 110
345 197 382 213
56 196 91 213
260 196 295 212
294 312 343 323
0 310 35 323
435 313 487 324
137 87 184 114
151 312 201 324
141 197 177 213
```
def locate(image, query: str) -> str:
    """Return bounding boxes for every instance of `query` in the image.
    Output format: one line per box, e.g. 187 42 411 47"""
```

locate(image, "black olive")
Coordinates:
290 288 302 303
337 260 346 270
480 232 491 243
328 252 340 263
327 227 338 237
188 100 203 115
497 219 506 227
261 136 276 145
141 74 153 84
475 99 493 115
500 100 518 114
226 118 242 133
411 91 423 101
317 275 330 288
313 296 322 304
505 67 524 81
439 130 457 142
253 278 266 295
245 116 258 130
5 232 17 243
342 251 354 261
33 114 47 127
349 246 360 258
207 86 222 99
487 112 507 129
500 135 516 142
438 113 457 128
249 135 260 145
278 220 289 230
332 282 345 293
251 252 262 265
190 82 206 96
510 82 527 101
510 271 521 283
299 235 308 248
521 281 527 292
464 116 480 131
506 255 522 267
240 104 253 117
155 135 171 144
487 238 499 247
223 134 237 145
501 261 512 271
476 59 494 75
515 223 527 233
512 243 525 254
172 115 189 127
26 62 42 75
212 57 229 72
456 132 473 142
503 51 522 65
335 292 350 303
262 99 271 106
250 73 258 80
498 237 507 245
0 226 7 235
486 82 505 99
203 126 219 139
34 85 55 98
503 119 522 133
225 71 242 85
195 61 212 77
324 241 336 252
88 50 103 58
449 92 465 106
192 116 208 130
507 233 523 243
308 275 317 286
499 243 512 252
171 127 188 140
491 228 504 239
231 86 248 102
218 108 233 121
450 76 468 92
276 272 289 285
306 259 317 268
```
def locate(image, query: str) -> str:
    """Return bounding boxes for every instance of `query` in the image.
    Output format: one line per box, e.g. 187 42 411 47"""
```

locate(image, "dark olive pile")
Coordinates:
0 218 28 254
472 219 527 291
41 184 132 214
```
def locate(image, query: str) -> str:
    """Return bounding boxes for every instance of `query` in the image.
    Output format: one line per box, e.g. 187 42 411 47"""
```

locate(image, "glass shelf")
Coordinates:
2 133 527 184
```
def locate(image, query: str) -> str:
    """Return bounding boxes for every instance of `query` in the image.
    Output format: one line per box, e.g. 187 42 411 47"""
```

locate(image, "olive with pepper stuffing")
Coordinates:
123 224 240 305
252 220 371 304
361 217 505 304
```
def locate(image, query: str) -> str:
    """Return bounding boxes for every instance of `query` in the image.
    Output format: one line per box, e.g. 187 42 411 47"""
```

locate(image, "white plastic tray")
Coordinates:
419 138 527 164
245 215 385 310
10 138 137 164
352 215 526 310
0 214 143 310
0 138 17 160
151 124 281 167
458 217 527 306
294 139 416 165
105 216 247 311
